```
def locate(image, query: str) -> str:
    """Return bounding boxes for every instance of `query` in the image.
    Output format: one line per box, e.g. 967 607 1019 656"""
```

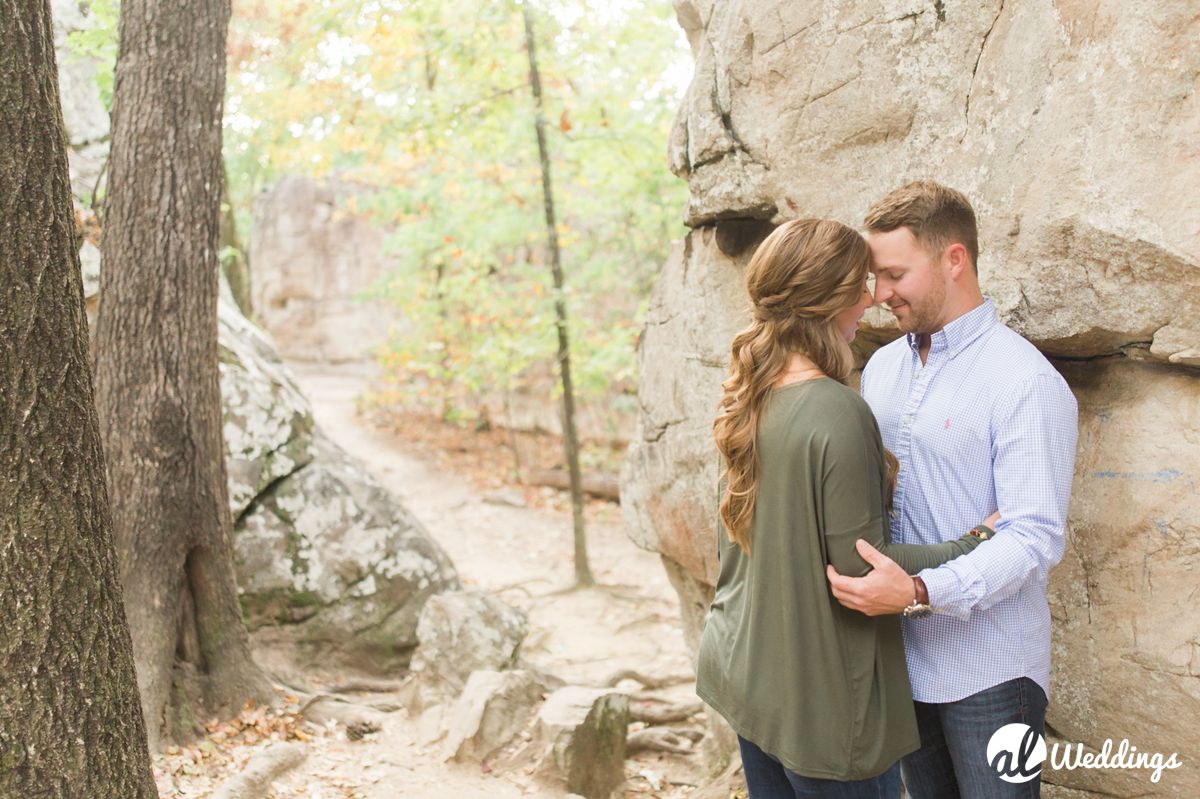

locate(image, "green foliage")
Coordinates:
64 0 120 109
73 0 691 422
226 0 690 421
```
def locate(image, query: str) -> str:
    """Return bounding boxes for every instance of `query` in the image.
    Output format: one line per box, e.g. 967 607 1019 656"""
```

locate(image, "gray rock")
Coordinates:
1044 360 1200 797
440 669 546 763
219 299 317 520
532 687 630 799
235 436 460 663
409 592 528 707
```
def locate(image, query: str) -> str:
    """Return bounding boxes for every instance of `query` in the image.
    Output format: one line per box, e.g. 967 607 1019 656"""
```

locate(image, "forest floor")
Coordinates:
152 361 711 799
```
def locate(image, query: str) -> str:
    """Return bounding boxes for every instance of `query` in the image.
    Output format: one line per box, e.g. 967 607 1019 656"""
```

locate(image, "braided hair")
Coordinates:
713 218 894 555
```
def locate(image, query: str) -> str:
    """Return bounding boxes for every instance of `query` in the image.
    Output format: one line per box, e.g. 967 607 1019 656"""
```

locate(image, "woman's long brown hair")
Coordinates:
712 218 896 556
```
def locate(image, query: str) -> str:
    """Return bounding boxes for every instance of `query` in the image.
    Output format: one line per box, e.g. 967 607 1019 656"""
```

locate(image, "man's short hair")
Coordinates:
863 180 979 270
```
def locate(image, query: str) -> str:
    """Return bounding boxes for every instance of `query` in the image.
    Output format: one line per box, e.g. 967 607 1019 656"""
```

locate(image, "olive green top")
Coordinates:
695 377 984 780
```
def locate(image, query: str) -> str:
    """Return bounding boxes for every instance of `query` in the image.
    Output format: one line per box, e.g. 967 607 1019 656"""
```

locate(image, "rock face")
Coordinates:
623 2 1199 796
667 0 1198 362
233 436 460 659
115 293 458 667
220 300 317 518
1045 360 1199 798
249 175 400 363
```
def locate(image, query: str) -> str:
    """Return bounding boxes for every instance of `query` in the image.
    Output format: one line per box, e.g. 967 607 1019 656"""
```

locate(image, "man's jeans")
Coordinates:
902 676 1049 799
738 735 902 798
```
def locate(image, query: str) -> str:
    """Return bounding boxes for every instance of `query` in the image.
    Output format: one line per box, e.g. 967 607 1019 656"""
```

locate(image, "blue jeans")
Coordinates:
902 677 1049 799
738 735 901 798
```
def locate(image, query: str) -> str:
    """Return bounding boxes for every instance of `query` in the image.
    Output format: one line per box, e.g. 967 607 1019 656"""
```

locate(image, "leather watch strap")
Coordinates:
913 576 929 605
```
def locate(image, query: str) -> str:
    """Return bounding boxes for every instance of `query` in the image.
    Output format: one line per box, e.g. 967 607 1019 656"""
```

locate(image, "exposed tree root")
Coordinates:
298 694 387 738
626 727 703 755
630 697 704 725
209 743 307 799
327 677 407 694
602 668 694 690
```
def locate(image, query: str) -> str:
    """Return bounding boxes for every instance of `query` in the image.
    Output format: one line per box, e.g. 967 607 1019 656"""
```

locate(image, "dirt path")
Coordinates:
246 362 704 798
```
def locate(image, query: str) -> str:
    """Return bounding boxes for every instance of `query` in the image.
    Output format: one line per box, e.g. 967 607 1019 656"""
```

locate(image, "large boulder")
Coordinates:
219 299 316 519
1045 360 1199 797
217 281 460 664
624 2 1200 796
249 175 399 364
234 435 460 661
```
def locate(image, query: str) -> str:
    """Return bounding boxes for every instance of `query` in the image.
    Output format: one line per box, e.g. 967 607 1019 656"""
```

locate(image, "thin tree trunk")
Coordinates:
93 0 271 748
522 4 594 586
0 1 157 794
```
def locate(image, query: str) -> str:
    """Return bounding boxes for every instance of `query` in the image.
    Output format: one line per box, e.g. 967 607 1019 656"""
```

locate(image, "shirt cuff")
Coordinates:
918 565 974 621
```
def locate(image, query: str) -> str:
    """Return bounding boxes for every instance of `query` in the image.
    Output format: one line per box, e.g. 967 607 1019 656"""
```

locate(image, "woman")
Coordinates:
695 218 998 798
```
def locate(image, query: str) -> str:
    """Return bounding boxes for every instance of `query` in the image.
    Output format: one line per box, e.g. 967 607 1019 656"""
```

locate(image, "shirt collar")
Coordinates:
906 298 998 357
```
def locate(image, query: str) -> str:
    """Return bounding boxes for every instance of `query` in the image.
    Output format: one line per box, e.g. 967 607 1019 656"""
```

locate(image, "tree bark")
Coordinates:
522 3 594 586
0 1 157 795
93 0 271 748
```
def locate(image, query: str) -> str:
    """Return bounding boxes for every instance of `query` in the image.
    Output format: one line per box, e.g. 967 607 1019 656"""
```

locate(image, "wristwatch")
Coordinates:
903 576 933 619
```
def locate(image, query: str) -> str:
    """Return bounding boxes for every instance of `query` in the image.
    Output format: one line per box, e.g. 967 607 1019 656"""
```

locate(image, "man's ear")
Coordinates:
945 242 970 280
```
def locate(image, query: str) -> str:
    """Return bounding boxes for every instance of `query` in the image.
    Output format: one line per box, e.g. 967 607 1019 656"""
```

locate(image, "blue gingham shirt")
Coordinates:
861 299 1078 703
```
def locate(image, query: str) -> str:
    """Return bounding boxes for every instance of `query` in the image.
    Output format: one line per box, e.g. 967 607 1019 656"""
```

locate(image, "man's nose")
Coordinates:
872 279 891 305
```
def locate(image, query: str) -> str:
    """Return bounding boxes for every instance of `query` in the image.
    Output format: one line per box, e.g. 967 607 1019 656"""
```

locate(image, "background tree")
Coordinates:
0 0 156 794
69 0 689 436
219 0 688 428
93 0 271 747
523 2 593 585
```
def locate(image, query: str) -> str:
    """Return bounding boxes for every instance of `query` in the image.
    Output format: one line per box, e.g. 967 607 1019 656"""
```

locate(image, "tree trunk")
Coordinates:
522 3 594 587
93 0 271 748
0 1 157 795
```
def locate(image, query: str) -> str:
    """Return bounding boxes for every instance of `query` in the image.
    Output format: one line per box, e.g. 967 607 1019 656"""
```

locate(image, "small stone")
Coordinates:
440 670 544 763
532 687 630 799
410 591 529 709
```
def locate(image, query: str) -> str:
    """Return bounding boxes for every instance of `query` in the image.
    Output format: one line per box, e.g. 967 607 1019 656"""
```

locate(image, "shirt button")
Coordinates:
903 415 914 425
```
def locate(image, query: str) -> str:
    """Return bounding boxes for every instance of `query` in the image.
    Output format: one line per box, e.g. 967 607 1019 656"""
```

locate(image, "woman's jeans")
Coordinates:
737 735 901 798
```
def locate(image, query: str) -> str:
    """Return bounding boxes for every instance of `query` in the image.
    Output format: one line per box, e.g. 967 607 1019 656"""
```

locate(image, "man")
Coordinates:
826 181 1079 798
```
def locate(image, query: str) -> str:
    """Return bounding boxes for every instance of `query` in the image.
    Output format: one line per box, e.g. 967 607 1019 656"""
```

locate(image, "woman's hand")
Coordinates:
983 510 1000 528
